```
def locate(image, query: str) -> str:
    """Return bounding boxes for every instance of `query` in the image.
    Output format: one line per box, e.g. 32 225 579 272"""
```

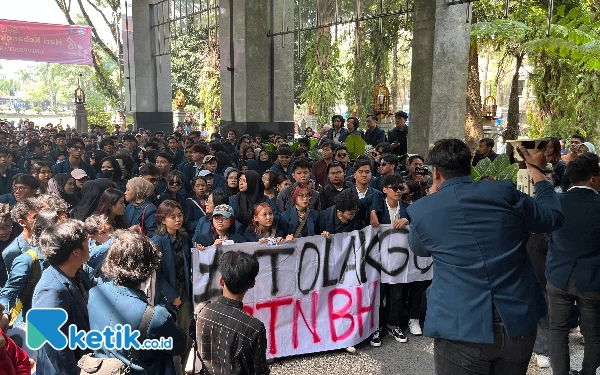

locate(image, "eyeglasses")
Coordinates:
298 194 312 200
169 180 182 186
386 185 404 192
12 186 30 192
380 162 389 167
336 153 348 158
147 178 158 184
213 216 228 223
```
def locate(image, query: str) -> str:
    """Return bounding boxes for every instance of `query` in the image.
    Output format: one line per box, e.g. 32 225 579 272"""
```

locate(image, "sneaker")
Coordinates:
370 329 382 347
570 326 580 334
536 354 550 368
345 346 357 354
388 327 408 343
409 319 423 336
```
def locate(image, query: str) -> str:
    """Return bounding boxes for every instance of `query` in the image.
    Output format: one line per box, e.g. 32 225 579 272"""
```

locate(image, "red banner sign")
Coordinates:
0 19 92 65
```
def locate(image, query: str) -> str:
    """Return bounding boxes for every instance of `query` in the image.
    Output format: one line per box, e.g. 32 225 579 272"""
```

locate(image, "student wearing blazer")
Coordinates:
124 177 157 237
546 153 600 375
277 183 319 239
88 230 186 375
407 140 563 374
151 200 193 372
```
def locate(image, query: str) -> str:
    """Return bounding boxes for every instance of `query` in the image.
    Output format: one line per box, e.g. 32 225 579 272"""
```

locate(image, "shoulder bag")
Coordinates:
78 304 155 375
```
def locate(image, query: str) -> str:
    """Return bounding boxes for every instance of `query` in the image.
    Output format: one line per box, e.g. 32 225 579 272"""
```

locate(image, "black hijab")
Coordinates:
71 178 115 221
215 151 232 174
234 170 265 227
256 149 273 172
48 173 79 208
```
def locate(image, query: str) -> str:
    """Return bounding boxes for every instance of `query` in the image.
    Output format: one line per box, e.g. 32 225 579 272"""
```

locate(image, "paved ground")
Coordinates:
270 332 594 375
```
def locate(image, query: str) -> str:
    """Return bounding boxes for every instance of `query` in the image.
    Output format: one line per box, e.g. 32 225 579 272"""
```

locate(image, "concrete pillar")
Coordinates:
123 0 173 133
408 0 471 157
74 104 88 134
219 0 294 137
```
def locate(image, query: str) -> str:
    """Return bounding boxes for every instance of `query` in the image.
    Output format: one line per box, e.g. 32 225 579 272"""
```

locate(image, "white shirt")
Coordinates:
386 198 400 223
356 187 367 199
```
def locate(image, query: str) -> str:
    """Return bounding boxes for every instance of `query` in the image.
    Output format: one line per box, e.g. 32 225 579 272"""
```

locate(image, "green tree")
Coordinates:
525 6 600 142
54 0 121 107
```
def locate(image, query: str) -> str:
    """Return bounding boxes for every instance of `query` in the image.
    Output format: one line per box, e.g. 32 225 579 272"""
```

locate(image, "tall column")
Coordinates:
219 0 295 137
74 103 88 134
408 0 471 157
122 0 173 133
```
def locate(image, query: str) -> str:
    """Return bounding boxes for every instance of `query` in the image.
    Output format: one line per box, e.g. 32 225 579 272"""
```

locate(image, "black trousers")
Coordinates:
547 280 600 375
380 281 430 329
434 318 536 375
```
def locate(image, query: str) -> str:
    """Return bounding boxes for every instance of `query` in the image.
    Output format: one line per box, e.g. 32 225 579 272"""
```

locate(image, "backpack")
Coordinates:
8 249 40 328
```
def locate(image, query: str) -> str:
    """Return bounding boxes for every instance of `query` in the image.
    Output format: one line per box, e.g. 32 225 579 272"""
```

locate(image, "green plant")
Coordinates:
88 109 113 133
345 134 366 159
471 154 519 182
32 107 42 114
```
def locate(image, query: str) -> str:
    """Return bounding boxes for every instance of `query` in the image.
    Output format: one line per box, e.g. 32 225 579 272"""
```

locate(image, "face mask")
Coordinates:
102 170 114 179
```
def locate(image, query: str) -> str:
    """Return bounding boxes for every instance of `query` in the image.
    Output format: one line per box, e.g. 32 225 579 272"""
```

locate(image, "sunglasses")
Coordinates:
380 162 389 167
148 178 158 183
336 153 348 158
169 180 182 186
386 185 404 192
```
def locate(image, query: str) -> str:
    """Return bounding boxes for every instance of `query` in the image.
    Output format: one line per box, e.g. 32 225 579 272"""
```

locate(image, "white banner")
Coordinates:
191 225 431 359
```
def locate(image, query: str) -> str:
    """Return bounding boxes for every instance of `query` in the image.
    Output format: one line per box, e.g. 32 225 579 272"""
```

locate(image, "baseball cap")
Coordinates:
212 204 234 218
71 169 89 180
203 155 217 164
198 170 213 177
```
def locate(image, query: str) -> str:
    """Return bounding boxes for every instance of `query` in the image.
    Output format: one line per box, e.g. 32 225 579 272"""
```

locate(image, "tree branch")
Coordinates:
86 0 114 42
77 0 119 63
91 50 119 104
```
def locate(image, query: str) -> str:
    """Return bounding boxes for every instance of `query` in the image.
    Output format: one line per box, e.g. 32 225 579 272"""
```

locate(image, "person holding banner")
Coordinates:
373 174 413 346
195 205 247 248
277 183 319 240
407 139 564 375
243 203 284 244
318 189 362 237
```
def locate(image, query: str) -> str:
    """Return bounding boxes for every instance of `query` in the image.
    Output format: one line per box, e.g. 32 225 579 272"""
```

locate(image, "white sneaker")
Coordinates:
570 326 581 334
345 346 357 354
409 319 423 336
536 354 550 368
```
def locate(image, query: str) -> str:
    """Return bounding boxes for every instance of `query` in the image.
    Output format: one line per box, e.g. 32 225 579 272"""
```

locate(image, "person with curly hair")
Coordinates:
88 230 187 375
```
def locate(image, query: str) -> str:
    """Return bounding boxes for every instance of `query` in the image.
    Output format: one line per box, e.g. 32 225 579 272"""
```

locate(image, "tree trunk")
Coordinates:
481 47 490 100
505 54 524 140
465 39 483 152
391 31 399 111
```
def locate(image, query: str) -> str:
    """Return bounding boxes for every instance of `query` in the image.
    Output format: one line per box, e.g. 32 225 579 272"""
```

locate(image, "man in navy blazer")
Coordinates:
546 152 600 375
32 219 91 375
407 139 563 374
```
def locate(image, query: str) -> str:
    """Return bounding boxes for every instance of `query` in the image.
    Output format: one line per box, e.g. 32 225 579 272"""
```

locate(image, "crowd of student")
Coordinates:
0 114 425 374
0 116 596 375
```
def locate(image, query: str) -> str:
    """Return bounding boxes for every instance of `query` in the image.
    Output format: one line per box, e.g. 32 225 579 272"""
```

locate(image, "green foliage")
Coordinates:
88 109 113 133
345 134 366 159
471 154 519 183
32 107 42 114
171 31 208 108
524 6 600 143
301 35 342 126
